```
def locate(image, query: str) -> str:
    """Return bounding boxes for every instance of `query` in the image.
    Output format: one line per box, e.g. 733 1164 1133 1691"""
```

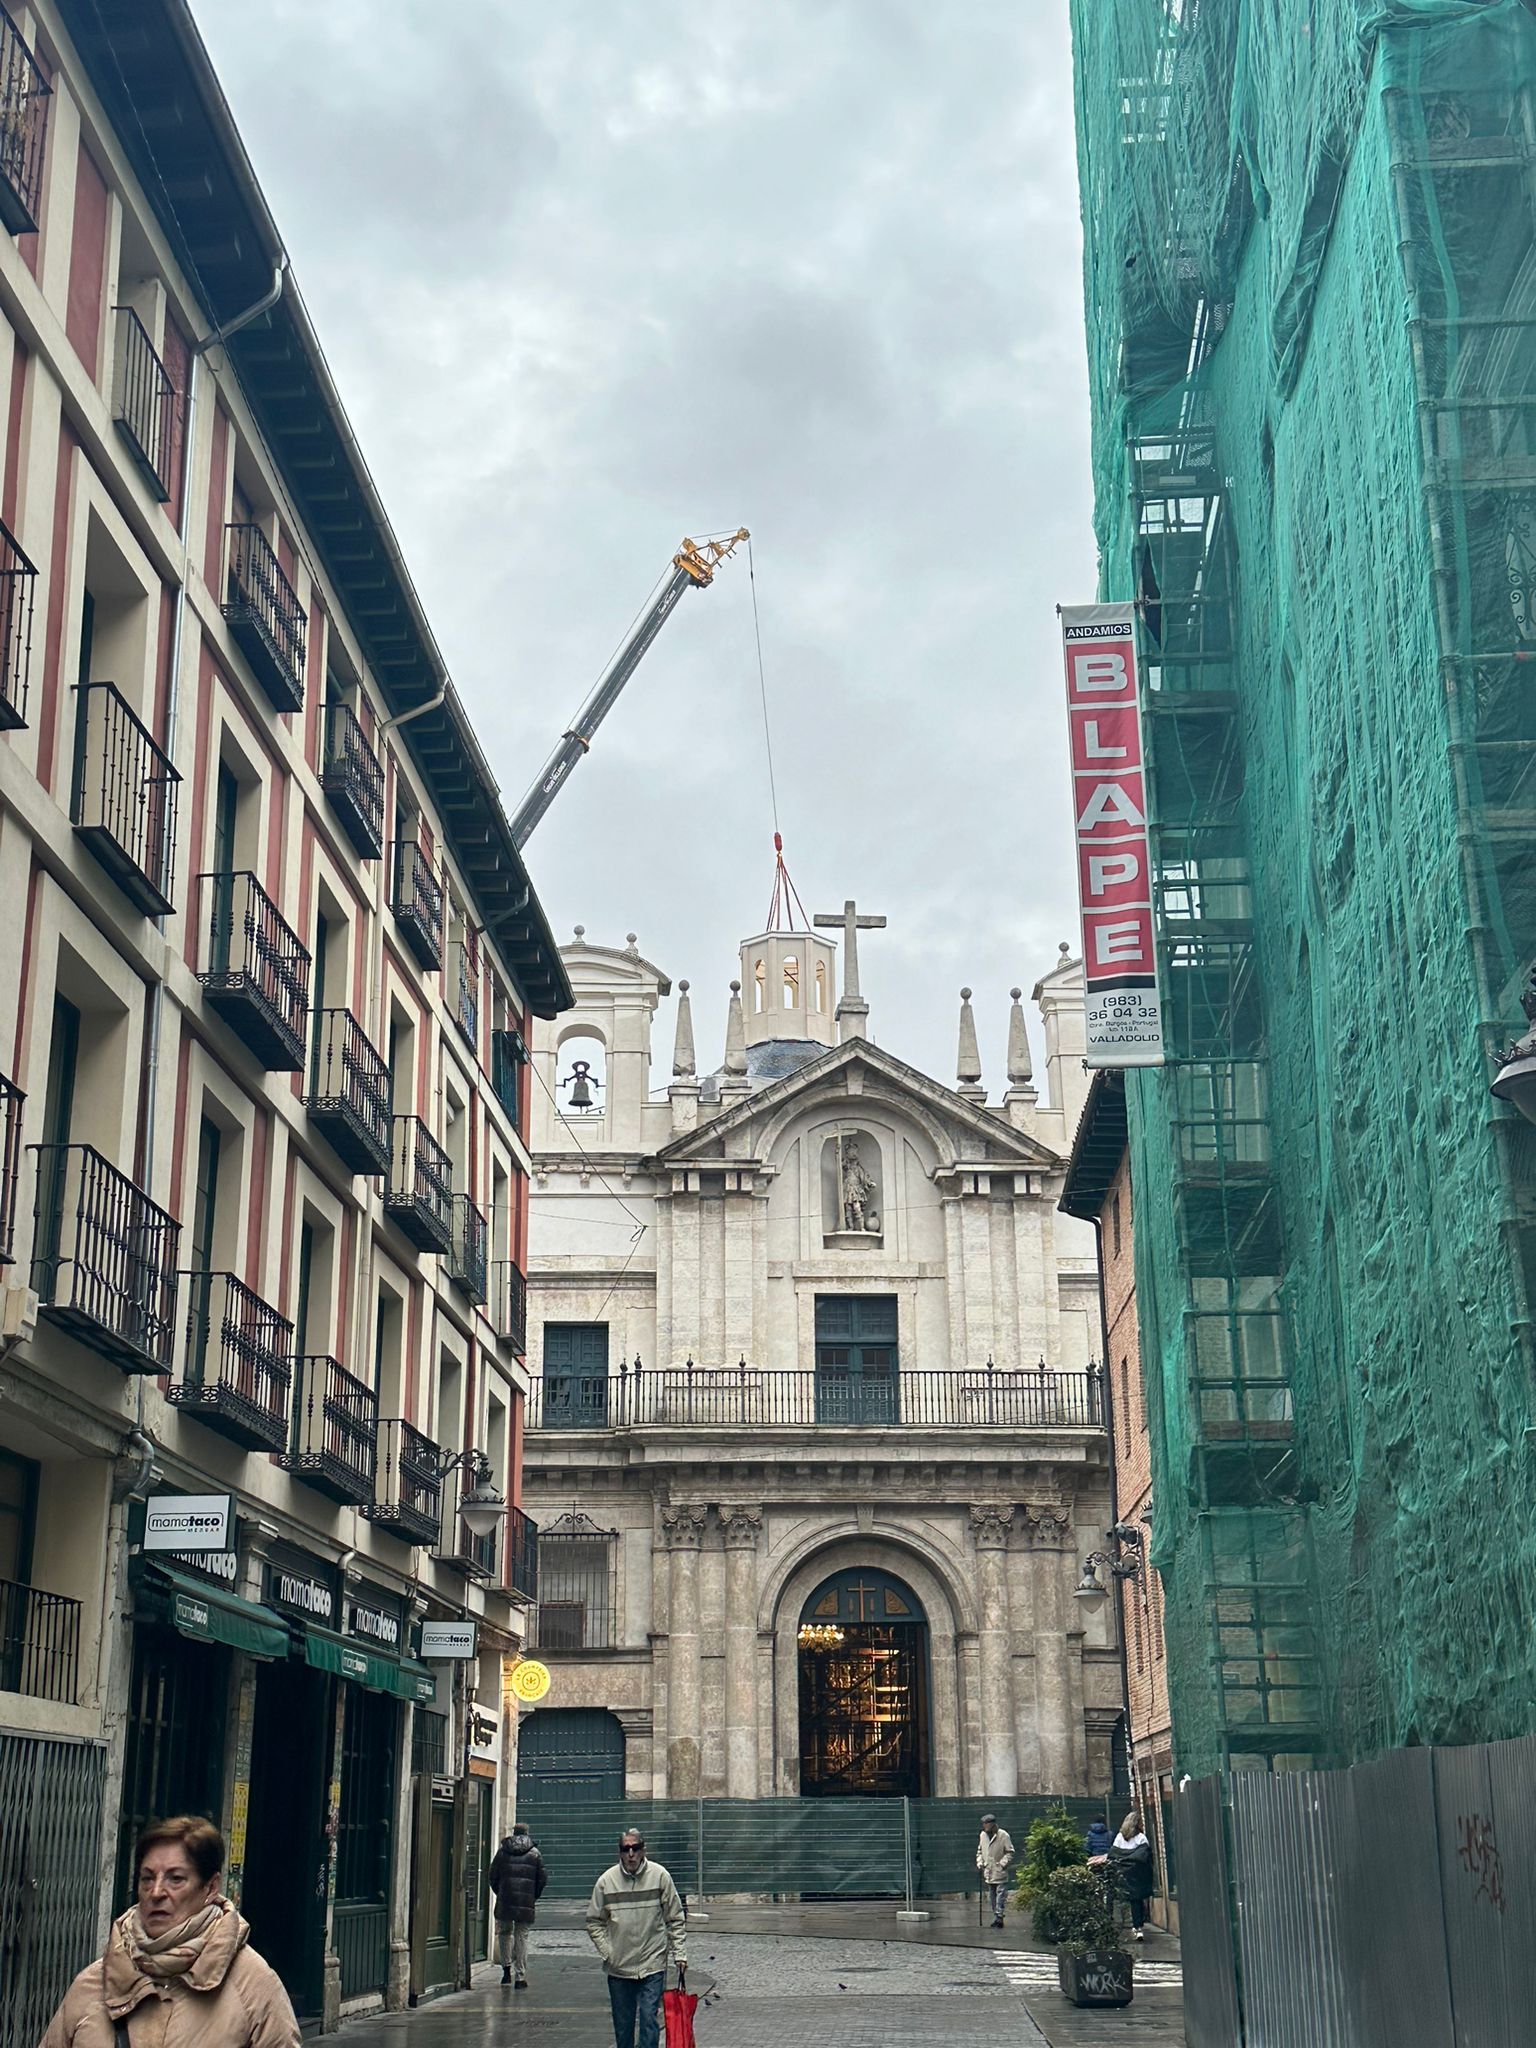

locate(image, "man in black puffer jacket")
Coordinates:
489 1820 549 1986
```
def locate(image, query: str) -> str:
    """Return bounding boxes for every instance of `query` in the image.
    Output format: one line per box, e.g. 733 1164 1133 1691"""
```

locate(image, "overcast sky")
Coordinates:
193 1 1097 1097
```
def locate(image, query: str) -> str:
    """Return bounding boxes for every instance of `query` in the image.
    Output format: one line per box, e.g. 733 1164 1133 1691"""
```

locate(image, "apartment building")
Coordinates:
0 1 570 2033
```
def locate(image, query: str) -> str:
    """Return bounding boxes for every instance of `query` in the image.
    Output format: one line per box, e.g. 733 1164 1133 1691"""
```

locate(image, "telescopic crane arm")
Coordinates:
509 529 749 850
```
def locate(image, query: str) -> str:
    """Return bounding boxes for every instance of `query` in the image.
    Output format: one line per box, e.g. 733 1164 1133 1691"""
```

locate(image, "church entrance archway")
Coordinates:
517 1708 625 1801
798 1567 930 1797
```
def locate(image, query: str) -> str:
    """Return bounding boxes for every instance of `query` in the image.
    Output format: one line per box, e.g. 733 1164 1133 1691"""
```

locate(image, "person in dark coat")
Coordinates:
1084 1817 1113 1864
489 1820 548 1986
1108 1809 1155 1940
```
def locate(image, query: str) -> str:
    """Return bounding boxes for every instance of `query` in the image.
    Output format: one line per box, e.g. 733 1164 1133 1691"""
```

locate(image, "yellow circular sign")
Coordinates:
510 1659 551 1703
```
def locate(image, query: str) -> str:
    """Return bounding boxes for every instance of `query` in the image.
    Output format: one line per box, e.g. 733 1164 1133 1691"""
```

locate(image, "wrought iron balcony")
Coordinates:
506 1502 539 1603
197 870 310 1070
306 1010 391 1177
490 1026 527 1135
280 1353 378 1506
527 1360 1108 1432
383 1115 452 1254
170 1269 293 1454
390 839 443 971
435 1465 497 1582
492 1259 527 1356
71 681 181 915
0 1578 79 1704
0 8 50 237
0 514 36 732
0 1071 21 1266
447 1193 488 1305
452 925 479 1045
363 1417 443 1546
321 702 384 859
30 1144 180 1373
112 307 177 502
223 522 307 714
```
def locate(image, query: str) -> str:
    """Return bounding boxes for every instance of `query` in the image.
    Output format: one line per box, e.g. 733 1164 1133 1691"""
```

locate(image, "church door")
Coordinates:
541 1323 609 1426
798 1567 929 1797
814 1295 898 1424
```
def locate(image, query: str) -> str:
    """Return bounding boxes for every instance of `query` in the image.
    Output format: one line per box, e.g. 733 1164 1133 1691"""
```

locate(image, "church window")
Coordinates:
535 1512 617 1650
753 957 766 1012
540 1323 610 1426
821 1131 884 1244
815 961 827 1013
782 954 799 1007
813 1294 898 1423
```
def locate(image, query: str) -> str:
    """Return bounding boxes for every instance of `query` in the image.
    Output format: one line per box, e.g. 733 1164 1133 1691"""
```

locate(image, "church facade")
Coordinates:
517 911 1120 1804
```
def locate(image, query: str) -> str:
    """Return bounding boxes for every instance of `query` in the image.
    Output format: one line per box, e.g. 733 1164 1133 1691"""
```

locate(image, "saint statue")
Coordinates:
840 1138 878 1233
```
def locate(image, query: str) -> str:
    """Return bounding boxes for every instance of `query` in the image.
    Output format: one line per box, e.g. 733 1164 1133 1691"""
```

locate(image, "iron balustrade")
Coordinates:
112 307 177 501
490 1026 527 1134
281 1354 378 1506
0 1578 79 1704
321 702 385 859
0 512 36 731
198 870 311 1070
389 840 443 971
435 1465 497 1581
527 1360 1108 1432
29 1144 180 1373
0 7 49 235
452 926 479 1044
0 1070 21 1265
363 1417 443 1546
306 1010 391 1176
492 1259 527 1355
506 1502 538 1602
447 1193 488 1304
223 522 307 713
383 1115 453 1254
171 1270 293 1454
71 681 181 916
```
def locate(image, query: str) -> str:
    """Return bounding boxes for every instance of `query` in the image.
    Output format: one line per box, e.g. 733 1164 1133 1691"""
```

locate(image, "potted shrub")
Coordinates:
1033 1866 1133 2008
1012 1803 1090 1912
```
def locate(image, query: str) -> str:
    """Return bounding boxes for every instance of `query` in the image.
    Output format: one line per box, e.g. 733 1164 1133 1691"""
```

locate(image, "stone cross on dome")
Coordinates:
812 899 887 1042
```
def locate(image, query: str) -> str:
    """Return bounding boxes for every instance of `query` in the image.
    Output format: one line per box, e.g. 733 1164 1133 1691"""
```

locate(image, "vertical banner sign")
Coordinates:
1061 603 1166 1066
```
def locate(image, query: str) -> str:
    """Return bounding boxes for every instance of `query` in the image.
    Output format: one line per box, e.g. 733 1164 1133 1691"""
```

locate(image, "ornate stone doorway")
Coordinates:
797 1567 930 1797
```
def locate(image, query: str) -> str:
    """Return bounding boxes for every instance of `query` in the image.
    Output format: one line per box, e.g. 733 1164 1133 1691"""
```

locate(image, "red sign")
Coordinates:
1061 603 1165 1066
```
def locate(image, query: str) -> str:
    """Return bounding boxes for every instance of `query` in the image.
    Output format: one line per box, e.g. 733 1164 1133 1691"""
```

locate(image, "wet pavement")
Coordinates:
336 1900 1184 2047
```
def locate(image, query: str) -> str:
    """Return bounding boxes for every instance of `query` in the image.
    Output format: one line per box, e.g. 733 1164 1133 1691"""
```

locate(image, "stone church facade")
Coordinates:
518 914 1120 1803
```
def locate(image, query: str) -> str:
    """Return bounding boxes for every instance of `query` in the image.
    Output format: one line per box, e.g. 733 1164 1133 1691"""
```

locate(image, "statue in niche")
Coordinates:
823 1132 883 1238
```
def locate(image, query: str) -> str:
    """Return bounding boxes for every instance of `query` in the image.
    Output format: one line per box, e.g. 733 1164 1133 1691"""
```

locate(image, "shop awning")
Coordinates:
139 1565 290 1661
304 1629 433 1702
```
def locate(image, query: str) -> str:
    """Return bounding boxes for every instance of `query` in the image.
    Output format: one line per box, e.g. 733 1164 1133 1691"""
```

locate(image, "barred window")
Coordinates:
532 1513 617 1651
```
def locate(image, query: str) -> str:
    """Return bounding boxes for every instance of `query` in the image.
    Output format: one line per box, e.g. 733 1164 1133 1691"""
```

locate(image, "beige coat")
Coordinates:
976 1826 1017 1884
39 1900 300 2047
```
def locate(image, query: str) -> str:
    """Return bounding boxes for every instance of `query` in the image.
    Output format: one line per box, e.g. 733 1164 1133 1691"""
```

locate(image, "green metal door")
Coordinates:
541 1324 609 1426
814 1295 898 1423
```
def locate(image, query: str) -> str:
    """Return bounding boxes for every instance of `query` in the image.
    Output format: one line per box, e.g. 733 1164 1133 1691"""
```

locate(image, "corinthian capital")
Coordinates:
661 1505 707 1549
718 1505 764 1550
969 1503 1014 1549
1022 1502 1073 1548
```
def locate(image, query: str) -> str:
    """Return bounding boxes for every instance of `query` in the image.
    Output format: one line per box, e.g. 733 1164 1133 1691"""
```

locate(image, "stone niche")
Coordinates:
821 1130 884 1248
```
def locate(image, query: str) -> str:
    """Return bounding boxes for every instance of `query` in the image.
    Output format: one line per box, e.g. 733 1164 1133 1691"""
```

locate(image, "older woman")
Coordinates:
1107 1809 1156 1942
40 1814 298 2045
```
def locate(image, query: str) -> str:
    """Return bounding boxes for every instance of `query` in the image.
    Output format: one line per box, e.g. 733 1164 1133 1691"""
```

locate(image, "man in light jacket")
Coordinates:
976 1812 1017 1929
586 1828 687 2048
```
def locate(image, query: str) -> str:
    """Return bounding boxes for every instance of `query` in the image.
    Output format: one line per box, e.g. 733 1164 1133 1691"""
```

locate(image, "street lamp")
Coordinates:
438 1448 507 1536
1074 1523 1144 1605
1492 973 1536 1123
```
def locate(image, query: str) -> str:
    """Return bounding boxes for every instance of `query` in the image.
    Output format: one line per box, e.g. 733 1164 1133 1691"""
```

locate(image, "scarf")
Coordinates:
1113 1830 1149 1853
121 1901 224 1980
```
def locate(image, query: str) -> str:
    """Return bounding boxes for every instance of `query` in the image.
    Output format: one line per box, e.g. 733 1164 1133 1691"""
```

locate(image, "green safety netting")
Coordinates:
1069 0 1536 1776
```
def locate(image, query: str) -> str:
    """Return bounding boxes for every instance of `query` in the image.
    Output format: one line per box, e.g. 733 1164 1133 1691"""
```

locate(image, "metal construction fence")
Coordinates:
1182 1733 1536 2048
518 1794 1107 1904
0 1732 106 2048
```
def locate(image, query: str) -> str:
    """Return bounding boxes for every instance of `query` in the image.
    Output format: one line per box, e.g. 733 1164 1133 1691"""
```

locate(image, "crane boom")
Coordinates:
509 529 749 850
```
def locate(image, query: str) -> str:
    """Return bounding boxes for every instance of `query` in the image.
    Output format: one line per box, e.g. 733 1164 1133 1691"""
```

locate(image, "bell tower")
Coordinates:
738 928 838 1049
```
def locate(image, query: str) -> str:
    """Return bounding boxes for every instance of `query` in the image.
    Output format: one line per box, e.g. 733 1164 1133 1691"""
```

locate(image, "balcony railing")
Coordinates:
321 702 384 860
527 1360 1108 1432
30 1144 180 1373
170 1269 293 1454
0 8 50 236
307 1010 391 1177
280 1353 378 1506
0 514 36 732
435 1466 497 1582
223 522 307 713
0 1578 79 1704
490 1026 526 1135
112 306 177 501
390 840 443 972
506 1502 539 1603
492 1259 527 1356
383 1115 452 1254
0 1071 21 1265
71 681 181 915
451 925 479 1045
447 1193 488 1305
363 1418 443 1546
197 870 311 1070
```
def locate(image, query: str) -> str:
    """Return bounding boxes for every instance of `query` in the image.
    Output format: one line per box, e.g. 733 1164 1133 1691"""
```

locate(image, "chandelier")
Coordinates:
798 1624 846 1649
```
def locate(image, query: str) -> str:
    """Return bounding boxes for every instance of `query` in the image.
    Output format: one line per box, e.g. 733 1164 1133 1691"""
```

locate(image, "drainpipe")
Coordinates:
381 680 448 736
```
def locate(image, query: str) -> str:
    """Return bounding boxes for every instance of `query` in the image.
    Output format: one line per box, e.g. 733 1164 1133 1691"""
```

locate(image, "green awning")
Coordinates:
140 1566 290 1661
305 1629 430 1702
402 1660 438 1704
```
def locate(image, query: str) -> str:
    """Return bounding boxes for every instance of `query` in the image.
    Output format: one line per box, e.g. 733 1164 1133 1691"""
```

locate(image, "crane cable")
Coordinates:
748 534 781 838
748 536 809 933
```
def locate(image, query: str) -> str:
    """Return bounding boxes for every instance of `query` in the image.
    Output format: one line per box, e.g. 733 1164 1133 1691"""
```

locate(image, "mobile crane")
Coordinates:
509 529 750 850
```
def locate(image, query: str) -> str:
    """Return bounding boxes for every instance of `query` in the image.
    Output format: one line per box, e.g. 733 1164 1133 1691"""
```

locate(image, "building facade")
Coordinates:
518 916 1122 1810
1069 0 1536 1780
0 1 567 2033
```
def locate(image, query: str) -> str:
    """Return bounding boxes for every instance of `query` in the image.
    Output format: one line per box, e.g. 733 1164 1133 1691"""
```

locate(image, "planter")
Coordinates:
1058 1948 1134 2007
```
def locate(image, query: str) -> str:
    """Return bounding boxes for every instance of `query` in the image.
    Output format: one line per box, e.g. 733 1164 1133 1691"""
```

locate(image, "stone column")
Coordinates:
1025 1502 1076 1792
661 1506 707 1795
719 1506 763 1798
970 1505 1018 1796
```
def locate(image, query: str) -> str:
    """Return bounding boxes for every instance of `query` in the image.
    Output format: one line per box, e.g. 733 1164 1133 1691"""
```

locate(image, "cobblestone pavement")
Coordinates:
335 1908 1185 2048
